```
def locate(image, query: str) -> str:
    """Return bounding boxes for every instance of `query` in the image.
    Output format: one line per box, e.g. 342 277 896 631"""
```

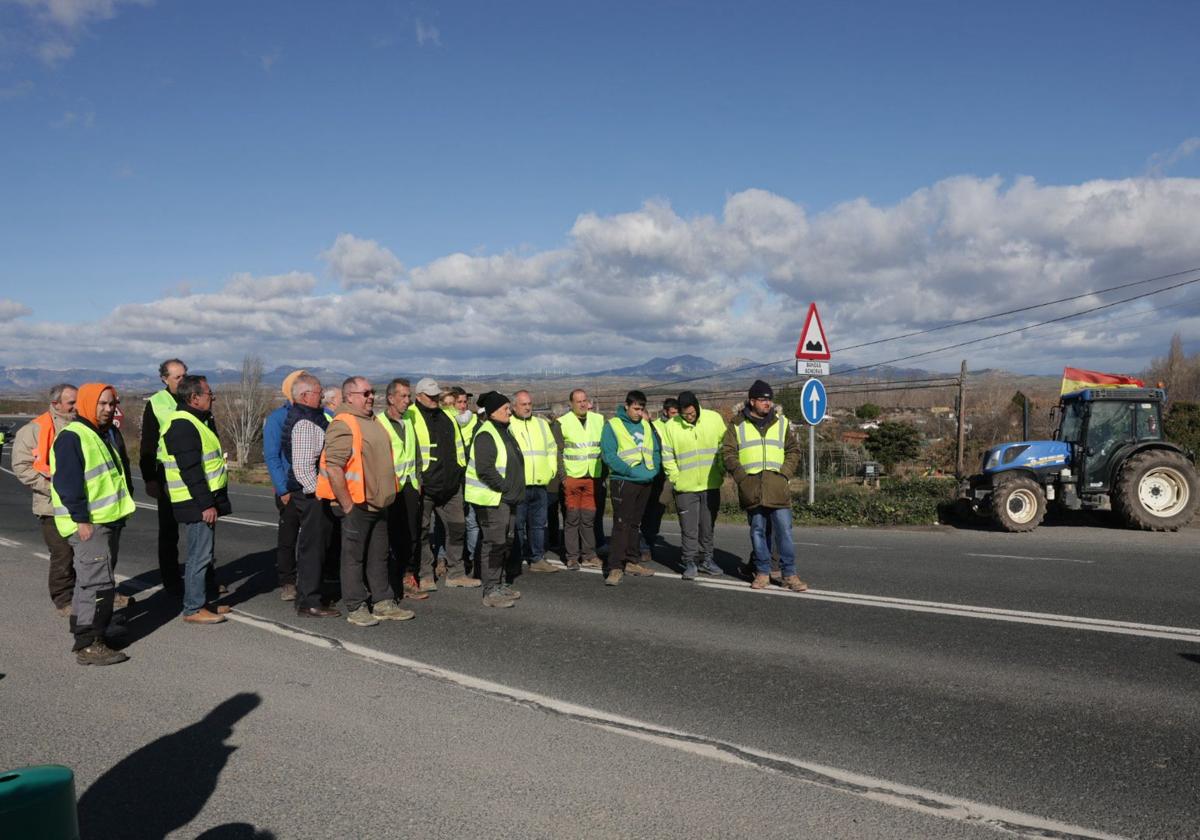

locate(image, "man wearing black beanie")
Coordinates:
464 392 526 607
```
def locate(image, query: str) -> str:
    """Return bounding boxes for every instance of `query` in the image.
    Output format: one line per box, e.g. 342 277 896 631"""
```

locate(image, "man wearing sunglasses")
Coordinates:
319 377 413 626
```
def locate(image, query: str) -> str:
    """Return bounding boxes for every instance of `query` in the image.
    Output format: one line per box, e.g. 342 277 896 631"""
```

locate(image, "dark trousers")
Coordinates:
156 480 180 588
545 485 563 552
607 479 651 574
595 478 607 547
640 473 667 554
290 494 328 610
339 504 392 612
68 524 120 651
476 503 515 594
40 515 75 608
386 484 422 590
274 492 302 585
421 489 466 579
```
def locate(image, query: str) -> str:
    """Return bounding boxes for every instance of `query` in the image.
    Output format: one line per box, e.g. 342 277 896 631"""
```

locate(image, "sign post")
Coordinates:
796 303 832 504
800 377 827 504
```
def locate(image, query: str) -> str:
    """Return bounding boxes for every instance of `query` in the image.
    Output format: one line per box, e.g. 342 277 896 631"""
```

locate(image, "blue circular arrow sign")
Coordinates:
800 378 827 425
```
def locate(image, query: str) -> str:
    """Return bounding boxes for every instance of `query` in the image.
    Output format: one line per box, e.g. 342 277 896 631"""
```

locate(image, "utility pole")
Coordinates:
955 359 967 478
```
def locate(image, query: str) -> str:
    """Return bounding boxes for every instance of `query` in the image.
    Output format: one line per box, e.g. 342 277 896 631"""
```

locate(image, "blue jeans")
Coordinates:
183 520 215 615
515 485 549 563
465 504 480 569
748 507 795 577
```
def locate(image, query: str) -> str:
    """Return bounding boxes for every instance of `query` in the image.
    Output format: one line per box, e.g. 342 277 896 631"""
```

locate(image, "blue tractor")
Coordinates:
960 388 1198 532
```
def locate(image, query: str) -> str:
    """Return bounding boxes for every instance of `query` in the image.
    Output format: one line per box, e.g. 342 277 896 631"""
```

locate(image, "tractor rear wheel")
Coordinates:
1113 450 1199 531
991 475 1046 532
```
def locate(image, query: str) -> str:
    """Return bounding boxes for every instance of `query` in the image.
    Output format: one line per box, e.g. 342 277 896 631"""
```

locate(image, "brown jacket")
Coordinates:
323 405 396 511
721 406 801 510
12 410 73 517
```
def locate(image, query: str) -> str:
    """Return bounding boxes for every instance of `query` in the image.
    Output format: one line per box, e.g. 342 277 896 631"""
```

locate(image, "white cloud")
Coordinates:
0 299 33 321
3 176 1200 377
320 233 405 289
1147 137 1200 177
415 18 440 47
12 0 153 65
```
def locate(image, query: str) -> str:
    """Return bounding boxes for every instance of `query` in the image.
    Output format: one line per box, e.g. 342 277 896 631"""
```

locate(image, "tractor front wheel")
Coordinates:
1113 451 1199 531
991 475 1046 533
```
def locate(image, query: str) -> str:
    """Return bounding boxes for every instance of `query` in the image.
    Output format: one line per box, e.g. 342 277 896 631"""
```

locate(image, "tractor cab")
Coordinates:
1053 388 1166 494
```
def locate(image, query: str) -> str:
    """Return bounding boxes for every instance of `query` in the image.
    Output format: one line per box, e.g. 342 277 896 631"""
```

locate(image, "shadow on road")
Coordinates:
938 503 1127 532
215 549 278 608
77 692 266 840
1178 653 1200 666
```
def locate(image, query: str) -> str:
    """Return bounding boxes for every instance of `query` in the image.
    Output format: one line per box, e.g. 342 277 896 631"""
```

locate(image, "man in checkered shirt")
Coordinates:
283 373 340 617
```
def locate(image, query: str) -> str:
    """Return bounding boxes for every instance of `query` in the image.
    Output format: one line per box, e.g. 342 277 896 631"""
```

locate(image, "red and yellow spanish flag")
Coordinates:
1060 367 1145 395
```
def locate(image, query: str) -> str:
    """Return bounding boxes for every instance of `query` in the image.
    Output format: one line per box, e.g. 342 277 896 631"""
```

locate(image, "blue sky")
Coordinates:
1 0 1198 375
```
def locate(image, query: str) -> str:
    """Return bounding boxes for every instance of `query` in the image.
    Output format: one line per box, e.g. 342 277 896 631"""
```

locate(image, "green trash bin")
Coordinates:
0 765 80 840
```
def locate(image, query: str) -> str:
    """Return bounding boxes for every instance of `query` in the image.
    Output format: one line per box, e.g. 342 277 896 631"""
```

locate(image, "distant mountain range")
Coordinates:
0 356 969 395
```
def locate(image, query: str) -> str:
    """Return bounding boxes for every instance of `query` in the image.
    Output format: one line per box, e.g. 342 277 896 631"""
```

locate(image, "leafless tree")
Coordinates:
216 355 271 466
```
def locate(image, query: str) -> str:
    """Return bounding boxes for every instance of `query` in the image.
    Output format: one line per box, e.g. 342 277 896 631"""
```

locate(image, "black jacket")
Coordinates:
417 401 465 503
473 421 525 506
51 419 133 524
162 405 232 523
139 389 182 481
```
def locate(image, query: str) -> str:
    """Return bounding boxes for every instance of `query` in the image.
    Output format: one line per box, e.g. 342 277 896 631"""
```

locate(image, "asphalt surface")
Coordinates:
1 430 1198 839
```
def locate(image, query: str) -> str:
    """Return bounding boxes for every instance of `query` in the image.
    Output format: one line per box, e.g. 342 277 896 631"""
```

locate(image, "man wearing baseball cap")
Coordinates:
405 377 475 588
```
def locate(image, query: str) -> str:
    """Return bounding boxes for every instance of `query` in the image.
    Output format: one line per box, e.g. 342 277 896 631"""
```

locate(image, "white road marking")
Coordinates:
219 607 1126 840
967 553 1092 565
0 536 23 547
33 552 49 560
692 579 1200 643
134 501 273 528
837 544 878 549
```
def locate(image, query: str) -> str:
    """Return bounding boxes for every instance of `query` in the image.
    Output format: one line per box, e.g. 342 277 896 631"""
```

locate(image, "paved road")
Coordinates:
1 438 1198 839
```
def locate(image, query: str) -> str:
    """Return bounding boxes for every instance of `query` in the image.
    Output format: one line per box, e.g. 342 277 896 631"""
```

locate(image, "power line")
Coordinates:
837 265 1200 352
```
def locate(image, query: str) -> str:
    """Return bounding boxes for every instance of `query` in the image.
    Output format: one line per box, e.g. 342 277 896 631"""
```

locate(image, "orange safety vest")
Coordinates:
316 414 366 504
31 411 57 477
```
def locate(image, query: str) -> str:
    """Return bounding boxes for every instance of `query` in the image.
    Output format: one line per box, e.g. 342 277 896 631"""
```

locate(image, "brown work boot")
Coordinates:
445 576 482 588
624 562 655 577
565 558 581 570
403 575 430 600
55 604 72 618
581 556 603 569
640 549 652 564
435 559 447 579
279 583 297 602
604 569 623 586
528 559 562 573
419 576 438 592
76 640 129 666
750 574 770 590
782 575 808 592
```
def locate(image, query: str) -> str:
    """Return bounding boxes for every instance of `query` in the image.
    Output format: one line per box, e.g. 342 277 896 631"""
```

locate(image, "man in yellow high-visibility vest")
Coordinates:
721 380 806 591
509 390 561 575
598 390 660 586
556 388 605 570
661 391 727 580
140 358 187 595
51 382 135 665
161 375 233 624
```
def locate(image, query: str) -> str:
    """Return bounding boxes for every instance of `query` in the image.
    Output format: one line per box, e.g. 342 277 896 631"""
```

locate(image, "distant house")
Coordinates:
858 421 880 430
841 430 869 446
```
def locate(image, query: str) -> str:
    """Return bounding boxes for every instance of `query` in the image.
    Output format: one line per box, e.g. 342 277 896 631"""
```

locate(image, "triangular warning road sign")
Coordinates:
794 303 831 361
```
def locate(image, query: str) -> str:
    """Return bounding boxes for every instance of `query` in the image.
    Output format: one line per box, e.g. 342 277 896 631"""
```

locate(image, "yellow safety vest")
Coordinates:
661 410 727 492
558 411 604 478
606 416 655 470
377 413 420 491
149 389 177 463
158 411 228 503
405 404 466 471
509 415 556 486
464 421 506 507
50 422 136 537
735 415 789 475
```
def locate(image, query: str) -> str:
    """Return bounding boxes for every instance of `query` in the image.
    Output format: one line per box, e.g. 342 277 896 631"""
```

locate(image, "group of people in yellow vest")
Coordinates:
14 360 808 663
13 365 233 666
